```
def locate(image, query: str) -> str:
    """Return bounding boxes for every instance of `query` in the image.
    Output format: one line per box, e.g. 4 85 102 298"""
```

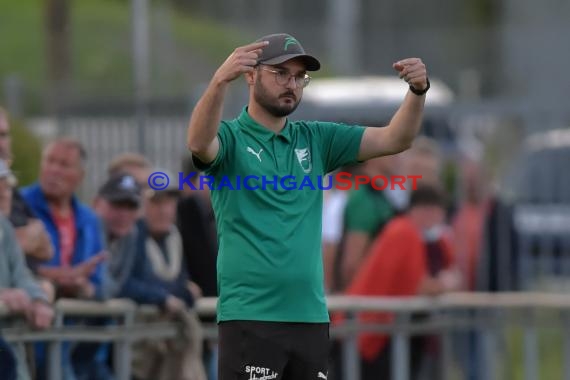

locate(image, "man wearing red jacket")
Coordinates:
345 184 460 380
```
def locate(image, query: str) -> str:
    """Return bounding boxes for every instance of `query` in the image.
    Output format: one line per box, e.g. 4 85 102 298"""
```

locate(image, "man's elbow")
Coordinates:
396 139 413 153
383 139 412 156
186 138 206 157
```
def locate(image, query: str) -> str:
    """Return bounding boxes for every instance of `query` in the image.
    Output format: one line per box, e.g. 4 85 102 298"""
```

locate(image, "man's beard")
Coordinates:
254 79 301 117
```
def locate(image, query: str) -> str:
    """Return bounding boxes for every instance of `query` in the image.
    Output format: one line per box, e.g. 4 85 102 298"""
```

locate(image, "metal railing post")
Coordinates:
47 310 64 380
562 311 570 380
480 308 498 380
391 312 410 380
114 308 135 380
342 311 361 380
440 309 453 380
523 307 539 380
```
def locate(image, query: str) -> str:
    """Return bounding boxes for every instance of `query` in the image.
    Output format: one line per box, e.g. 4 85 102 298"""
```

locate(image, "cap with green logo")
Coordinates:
255 33 321 71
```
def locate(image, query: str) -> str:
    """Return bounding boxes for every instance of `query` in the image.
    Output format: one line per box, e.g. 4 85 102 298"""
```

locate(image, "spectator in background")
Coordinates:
0 335 17 380
131 171 207 380
0 106 12 165
94 171 193 305
20 137 108 380
179 154 212 204
0 159 55 304
94 171 209 380
92 173 144 299
177 155 218 299
21 138 106 300
107 152 152 188
321 167 352 294
401 135 443 187
107 152 153 220
339 155 403 290
452 157 490 291
178 155 219 379
0 108 54 271
343 184 460 380
0 213 54 380
0 159 17 221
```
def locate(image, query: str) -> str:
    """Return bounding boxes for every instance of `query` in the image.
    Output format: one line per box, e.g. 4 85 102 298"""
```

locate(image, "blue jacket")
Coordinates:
120 219 194 308
20 183 106 300
101 220 172 307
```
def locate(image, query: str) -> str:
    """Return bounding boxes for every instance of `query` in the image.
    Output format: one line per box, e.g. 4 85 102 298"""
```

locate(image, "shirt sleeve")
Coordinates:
2 218 48 302
313 122 366 174
192 121 235 175
89 216 107 300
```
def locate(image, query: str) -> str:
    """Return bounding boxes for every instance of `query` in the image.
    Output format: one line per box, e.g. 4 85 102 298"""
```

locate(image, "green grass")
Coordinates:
0 0 251 112
0 0 46 96
504 325 563 380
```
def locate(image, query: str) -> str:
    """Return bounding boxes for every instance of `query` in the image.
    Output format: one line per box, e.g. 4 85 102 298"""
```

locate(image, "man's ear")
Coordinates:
245 71 255 86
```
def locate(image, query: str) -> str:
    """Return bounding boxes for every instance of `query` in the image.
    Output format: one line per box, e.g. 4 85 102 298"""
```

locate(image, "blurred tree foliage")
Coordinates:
466 0 496 25
10 119 42 187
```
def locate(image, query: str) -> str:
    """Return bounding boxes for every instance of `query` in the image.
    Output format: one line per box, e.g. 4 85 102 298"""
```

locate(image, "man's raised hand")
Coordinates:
393 58 428 92
214 41 269 83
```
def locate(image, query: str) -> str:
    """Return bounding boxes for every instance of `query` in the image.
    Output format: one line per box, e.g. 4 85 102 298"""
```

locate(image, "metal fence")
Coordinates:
28 105 570 296
3 293 570 380
54 115 191 202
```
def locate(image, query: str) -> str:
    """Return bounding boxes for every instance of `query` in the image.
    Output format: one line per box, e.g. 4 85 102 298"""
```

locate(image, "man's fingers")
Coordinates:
240 59 259 68
398 62 424 77
407 71 426 81
240 40 269 53
243 51 262 61
240 65 256 73
394 58 421 67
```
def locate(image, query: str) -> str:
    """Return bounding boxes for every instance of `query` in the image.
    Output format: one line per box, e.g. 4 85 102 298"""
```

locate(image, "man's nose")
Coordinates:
285 75 299 89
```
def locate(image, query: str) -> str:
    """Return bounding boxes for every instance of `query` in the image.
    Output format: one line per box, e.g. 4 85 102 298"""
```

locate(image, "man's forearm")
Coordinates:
36 267 67 282
386 91 426 149
186 78 229 155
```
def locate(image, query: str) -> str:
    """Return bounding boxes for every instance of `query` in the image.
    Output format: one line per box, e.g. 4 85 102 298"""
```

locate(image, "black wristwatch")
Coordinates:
409 78 430 96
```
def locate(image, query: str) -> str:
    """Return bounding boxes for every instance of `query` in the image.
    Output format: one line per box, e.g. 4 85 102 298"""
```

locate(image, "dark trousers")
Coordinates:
0 336 17 380
218 320 330 380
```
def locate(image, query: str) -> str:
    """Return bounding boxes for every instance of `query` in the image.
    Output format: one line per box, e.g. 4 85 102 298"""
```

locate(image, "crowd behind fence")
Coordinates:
5 96 570 380
3 293 570 380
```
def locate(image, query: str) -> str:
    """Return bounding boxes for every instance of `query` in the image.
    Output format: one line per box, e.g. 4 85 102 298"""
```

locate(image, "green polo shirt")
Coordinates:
196 107 366 323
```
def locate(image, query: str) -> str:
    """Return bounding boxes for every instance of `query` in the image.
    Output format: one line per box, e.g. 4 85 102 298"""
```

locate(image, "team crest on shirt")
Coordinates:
295 147 312 173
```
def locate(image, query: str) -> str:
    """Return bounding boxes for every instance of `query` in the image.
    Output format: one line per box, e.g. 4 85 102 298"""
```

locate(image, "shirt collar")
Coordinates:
237 106 292 143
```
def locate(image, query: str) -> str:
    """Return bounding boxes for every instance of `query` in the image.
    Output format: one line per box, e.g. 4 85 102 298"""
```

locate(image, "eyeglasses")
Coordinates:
258 66 311 88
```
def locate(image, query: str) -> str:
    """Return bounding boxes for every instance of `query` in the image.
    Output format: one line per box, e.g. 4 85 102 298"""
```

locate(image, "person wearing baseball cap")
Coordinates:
98 173 142 208
143 168 180 200
254 33 321 71
187 31 430 379
93 173 142 299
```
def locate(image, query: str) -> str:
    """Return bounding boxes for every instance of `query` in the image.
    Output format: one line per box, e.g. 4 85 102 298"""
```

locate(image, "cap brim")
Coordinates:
260 54 321 71
144 188 180 199
103 193 140 207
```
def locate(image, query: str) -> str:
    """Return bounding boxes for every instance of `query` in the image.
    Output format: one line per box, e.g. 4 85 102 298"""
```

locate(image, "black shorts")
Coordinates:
218 320 330 380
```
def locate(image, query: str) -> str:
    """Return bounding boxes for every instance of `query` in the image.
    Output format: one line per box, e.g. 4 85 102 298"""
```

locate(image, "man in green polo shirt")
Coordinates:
187 32 430 380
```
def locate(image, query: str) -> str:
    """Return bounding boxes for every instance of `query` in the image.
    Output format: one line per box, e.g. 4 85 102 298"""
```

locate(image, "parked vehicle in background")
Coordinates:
293 75 457 153
480 127 570 292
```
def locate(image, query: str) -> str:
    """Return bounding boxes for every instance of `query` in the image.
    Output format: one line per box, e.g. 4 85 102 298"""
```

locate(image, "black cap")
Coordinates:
98 173 142 207
256 33 320 71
